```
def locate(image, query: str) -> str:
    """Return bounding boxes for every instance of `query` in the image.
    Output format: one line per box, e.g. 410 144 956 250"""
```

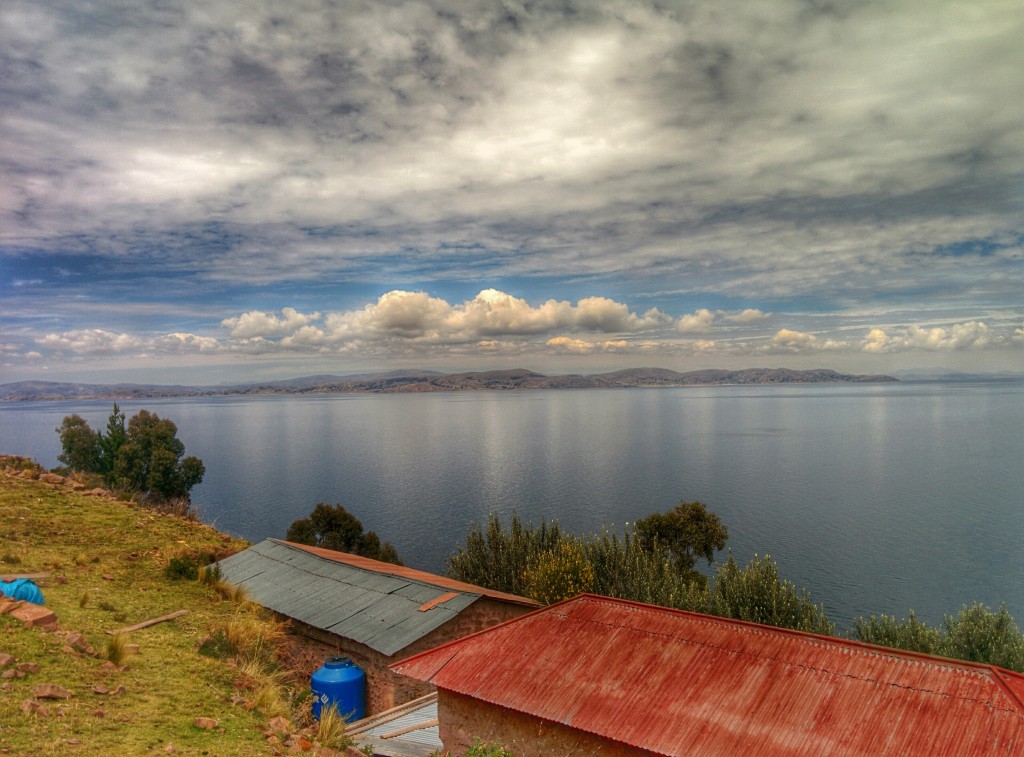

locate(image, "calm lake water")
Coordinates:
2 381 1022 631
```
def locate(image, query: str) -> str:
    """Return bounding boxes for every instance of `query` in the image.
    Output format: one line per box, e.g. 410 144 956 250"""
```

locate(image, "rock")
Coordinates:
65 633 96 656
93 709 105 718
101 574 114 581
126 644 140 655
32 683 72 699
20 699 50 717
38 473 65 485
67 739 80 746
1 670 15 680
99 661 118 670
92 684 110 695
0 653 15 667
112 684 126 695
193 716 219 730
83 488 112 497
267 715 292 734
10 604 58 629
164 744 176 753
55 576 68 585
16 662 40 674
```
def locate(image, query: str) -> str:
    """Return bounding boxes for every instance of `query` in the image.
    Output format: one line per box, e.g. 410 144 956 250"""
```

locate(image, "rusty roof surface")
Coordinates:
392 594 1024 756
215 539 535 656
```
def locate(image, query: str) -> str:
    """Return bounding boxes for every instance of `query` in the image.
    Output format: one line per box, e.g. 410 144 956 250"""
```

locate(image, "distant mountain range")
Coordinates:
0 367 899 401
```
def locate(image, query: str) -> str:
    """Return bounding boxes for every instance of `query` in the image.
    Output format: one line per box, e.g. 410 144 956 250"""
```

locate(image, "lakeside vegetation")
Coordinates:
446 510 1024 670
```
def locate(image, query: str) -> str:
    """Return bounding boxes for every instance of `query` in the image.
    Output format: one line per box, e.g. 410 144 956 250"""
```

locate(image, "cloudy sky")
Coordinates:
2 0 1022 384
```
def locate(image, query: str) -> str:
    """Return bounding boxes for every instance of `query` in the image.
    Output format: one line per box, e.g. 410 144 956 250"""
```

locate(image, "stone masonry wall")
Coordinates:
438 691 658 757
282 597 533 716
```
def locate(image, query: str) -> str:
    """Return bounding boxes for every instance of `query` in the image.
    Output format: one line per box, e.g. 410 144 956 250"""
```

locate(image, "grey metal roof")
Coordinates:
216 539 482 656
348 693 442 756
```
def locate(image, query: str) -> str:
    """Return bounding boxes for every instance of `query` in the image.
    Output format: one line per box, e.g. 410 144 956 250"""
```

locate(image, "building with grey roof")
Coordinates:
216 538 538 714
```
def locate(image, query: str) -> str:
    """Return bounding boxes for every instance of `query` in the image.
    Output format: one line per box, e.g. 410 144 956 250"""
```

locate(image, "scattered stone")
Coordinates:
0 598 19 616
126 643 141 655
67 739 80 746
65 633 96 656
32 683 72 700
62 646 81 657
1 670 15 680
38 473 65 485
11 604 58 629
15 670 26 679
164 744 176 754
194 716 219 730
55 576 68 585
20 699 50 717
101 574 114 581
2 682 12 692
0 653 15 667
16 662 40 674
113 684 126 695
92 684 110 695
83 488 112 497
99 661 118 671
93 709 105 718
267 715 292 734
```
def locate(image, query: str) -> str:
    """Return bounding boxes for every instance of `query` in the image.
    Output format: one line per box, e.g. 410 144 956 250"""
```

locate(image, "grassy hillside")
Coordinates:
0 458 329 756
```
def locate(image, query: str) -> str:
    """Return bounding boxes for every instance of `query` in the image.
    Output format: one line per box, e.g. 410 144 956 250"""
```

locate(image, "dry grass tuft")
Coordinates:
316 704 353 751
106 633 128 666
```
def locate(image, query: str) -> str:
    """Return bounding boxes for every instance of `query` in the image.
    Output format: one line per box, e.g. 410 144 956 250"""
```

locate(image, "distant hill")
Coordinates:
0 367 898 401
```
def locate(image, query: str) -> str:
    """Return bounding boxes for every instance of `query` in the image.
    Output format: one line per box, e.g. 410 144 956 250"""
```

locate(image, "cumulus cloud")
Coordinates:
222 307 319 339
676 309 716 334
723 309 769 324
862 322 993 352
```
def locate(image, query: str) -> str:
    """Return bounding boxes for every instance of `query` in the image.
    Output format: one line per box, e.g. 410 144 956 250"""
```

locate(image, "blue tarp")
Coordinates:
0 579 45 605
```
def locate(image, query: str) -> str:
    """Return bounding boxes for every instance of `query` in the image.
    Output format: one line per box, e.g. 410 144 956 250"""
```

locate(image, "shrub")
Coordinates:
525 540 595 604
286 503 401 565
850 610 940 654
704 554 835 636
940 603 1024 672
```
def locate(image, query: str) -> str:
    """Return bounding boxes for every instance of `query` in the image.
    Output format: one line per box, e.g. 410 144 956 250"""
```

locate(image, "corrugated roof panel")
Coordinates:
277 539 540 608
392 594 1024 756
217 539 536 655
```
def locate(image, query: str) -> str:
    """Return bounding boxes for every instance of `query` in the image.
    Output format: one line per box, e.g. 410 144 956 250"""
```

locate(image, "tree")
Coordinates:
633 500 729 580
286 503 401 565
56 406 204 503
57 415 102 473
98 403 127 475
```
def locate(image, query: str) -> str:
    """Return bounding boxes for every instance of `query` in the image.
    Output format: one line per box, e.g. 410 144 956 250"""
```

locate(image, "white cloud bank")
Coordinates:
19 291 1021 371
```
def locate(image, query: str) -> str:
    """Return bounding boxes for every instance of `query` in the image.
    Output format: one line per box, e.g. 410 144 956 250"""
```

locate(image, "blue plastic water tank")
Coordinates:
311 656 366 722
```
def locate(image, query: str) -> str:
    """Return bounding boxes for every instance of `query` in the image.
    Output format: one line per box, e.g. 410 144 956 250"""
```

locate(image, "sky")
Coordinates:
2 0 1022 384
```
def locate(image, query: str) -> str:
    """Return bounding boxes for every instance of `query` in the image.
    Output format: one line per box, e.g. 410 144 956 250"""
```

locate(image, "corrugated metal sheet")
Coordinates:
216 539 530 656
348 693 442 757
392 594 1024 756
280 540 539 608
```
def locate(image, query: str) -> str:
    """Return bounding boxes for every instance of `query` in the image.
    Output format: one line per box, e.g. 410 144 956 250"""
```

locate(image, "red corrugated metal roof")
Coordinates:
391 594 1024 756
275 539 539 608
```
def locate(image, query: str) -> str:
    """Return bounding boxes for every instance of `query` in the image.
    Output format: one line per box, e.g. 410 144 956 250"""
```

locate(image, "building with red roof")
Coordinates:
392 594 1024 756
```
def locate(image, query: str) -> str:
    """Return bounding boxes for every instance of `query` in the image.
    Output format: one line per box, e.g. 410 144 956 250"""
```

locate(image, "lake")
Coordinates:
2 380 1022 631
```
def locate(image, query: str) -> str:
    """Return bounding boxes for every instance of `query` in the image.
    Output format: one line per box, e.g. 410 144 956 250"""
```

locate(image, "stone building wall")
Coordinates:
282 597 534 716
437 691 658 757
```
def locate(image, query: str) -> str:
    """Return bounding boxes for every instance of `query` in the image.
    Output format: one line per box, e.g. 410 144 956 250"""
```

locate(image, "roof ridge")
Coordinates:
571 593 1024 688
270 538 539 607
554 599 1024 713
